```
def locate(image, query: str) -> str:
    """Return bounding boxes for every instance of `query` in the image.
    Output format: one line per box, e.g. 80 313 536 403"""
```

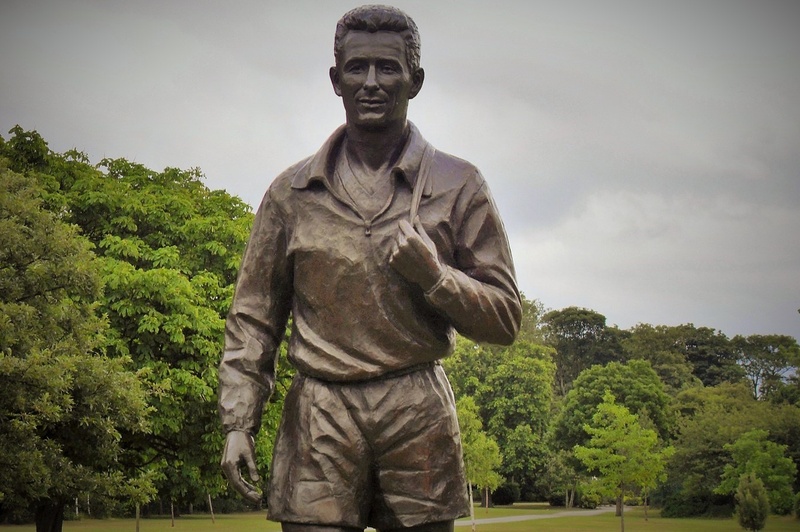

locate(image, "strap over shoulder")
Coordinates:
409 143 436 222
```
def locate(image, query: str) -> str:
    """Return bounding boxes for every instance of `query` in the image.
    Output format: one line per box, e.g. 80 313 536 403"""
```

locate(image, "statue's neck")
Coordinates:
344 121 409 173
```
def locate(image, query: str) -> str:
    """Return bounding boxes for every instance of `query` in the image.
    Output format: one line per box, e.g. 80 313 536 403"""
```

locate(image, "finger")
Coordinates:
398 219 416 238
399 220 427 252
412 216 436 249
230 473 262 504
221 453 240 481
244 453 260 483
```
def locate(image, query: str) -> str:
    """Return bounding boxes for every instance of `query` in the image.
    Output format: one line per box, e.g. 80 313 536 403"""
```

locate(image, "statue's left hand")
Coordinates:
389 217 445 291
220 430 262 504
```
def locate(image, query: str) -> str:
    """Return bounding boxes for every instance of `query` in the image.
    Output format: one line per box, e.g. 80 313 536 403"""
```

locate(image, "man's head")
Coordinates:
334 5 421 73
330 5 425 131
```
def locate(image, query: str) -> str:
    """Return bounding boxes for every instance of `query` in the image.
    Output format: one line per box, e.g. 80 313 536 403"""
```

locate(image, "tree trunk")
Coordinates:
615 495 622 517
135 503 141 532
643 491 649 521
170 501 175 527
620 500 625 532
208 493 216 524
35 500 65 532
468 482 475 532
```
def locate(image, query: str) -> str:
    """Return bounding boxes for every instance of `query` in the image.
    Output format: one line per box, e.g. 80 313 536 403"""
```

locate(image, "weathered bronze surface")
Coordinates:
219 5 522 531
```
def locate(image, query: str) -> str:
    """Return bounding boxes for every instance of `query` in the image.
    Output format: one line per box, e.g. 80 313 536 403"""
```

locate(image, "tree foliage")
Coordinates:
736 473 769 532
732 334 800 401
542 307 623 396
574 391 673 531
446 338 555 496
622 324 702 394
623 323 743 392
664 382 800 517
553 359 674 452
456 397 503 494
715 430 796 515
1 127 254 508
0 162 150 528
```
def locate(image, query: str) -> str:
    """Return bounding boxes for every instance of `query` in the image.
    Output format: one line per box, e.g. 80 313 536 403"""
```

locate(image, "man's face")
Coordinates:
330 30 423 130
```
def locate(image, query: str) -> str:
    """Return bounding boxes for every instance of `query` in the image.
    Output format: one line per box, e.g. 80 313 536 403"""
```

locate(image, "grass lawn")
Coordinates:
1 507 797 531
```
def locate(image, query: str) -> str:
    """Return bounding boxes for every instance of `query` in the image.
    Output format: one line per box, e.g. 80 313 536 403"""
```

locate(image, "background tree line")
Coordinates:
1 127 799 531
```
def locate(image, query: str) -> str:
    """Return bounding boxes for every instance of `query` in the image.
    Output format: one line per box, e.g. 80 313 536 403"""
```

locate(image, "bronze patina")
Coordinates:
219 5 522 532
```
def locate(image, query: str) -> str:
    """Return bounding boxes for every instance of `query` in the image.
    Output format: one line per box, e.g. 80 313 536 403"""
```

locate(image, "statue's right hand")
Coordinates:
220 430 262 504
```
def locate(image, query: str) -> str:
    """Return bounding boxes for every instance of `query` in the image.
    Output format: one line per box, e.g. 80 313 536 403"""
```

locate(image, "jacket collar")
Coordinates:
291 122 432 197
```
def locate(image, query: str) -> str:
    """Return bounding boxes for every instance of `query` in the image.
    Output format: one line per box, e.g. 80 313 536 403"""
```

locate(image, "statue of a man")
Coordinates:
219 5 522 532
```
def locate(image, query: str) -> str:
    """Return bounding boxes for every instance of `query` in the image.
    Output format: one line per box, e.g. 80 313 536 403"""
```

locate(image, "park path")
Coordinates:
455 506 616 526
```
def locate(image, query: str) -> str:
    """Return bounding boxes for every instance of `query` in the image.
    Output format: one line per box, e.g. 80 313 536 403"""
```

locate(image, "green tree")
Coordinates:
732 334 800 401
516 295 547 345
664 382 800 517
443 336 494 400
539 449 581 508
443 336 556 498
621 324 702 394
76 159 251 505
574 391 673 532
543 307 623 396
477 341 555 496
0 163 150 531
715 430 797 515
552 359 674 453
456 397 503 515
480 341 555 440
623 323 742 390
2 127 255 510
736 472 769 531
677 324 742 387
574 391 672 532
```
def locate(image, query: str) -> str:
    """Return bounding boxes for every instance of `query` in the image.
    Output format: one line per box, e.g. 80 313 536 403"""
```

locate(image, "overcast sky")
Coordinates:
2 0 799 340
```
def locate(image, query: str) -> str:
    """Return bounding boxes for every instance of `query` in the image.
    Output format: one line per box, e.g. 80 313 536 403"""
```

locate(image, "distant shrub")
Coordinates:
736 473 769 532
492 481 521 506
579 491 601 509
769 487 794 516
547 492 566 507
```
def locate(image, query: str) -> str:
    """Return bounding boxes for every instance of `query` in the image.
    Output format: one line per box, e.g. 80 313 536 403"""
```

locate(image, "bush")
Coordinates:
769 487 794 516
736 473 769 532
661 491 710 517
492 482 521 506
661 489 735 518
579 491 601 509
547 492 566 507
624 496 641 506
795 491 800 519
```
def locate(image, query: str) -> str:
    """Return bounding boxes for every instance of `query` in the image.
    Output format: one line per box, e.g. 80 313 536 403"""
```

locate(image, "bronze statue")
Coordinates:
219 5 522 531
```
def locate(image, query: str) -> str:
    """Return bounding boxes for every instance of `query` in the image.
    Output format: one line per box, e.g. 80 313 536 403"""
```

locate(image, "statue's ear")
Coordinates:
409 68 425 99
330 66 342 96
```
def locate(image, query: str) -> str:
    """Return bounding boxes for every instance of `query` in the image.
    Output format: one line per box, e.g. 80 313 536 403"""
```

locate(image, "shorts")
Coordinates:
266 363 470 530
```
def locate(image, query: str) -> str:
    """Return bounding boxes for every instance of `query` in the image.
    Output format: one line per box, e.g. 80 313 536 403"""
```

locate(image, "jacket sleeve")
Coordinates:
424 180 522 345
218 187 292 435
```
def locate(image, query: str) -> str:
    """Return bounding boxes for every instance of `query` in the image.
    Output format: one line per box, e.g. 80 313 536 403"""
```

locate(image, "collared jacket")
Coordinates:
219 123 522 434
